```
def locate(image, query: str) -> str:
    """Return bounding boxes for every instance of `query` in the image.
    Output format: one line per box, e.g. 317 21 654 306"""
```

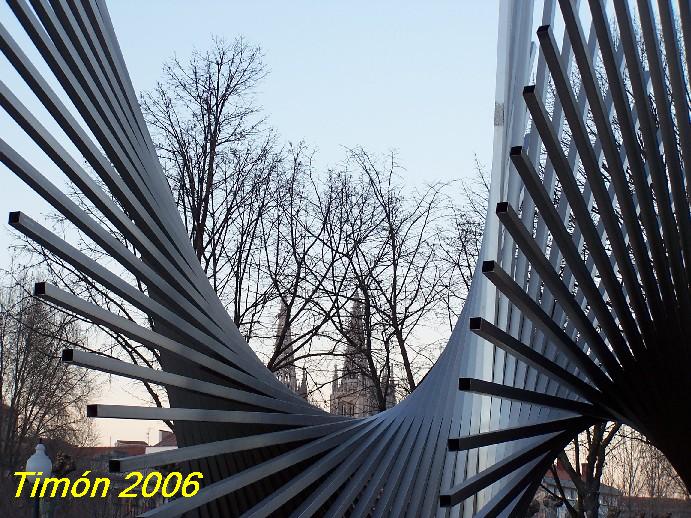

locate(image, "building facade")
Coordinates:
329 297 396 417
273 301 308 400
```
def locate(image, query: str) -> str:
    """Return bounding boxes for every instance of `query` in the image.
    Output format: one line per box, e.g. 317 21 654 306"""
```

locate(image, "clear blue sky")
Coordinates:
0 1 500 443
109 0 500 181
0 0 500 263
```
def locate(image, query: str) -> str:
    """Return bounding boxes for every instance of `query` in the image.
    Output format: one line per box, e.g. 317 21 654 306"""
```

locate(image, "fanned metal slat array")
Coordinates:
1 0 689 516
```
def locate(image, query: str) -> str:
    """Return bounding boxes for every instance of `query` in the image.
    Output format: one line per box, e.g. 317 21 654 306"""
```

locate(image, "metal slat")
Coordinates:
439 431 573 508
448 416 594 452
457 379 607 419
495 202 622 380
87 404 345 425
63 349 315 413
586 0 674 323
112 420 356 473
469 317 607 405
523 87 640 365
36 283 311 404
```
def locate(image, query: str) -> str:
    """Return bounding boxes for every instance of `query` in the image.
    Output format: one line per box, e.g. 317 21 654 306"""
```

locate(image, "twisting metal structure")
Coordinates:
1 0 689 516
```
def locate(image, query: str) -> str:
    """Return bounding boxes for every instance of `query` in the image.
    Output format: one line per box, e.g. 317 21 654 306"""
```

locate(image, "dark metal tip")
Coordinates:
109 459 121 473
34 282 47 296
523 84 537 95
86 405 98 418
8 211 20 225
481 260 496 273
439 494 452 507
496 201 509 214
537 24 550 35
509 145 523 156
458 378 472 390
62 349 74 362
469 317 483 330
447 438 461 451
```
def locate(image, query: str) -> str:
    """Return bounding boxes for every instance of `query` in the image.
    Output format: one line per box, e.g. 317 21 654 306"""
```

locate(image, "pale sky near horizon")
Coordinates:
0 1 500 445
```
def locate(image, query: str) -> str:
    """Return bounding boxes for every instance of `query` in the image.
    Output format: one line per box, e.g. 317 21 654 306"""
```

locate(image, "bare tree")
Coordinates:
603 426 688 505
10 35 488 414
437 158 488 330
316 162 390 409
0 273 96 478
141 36 282 338
550 423 621 518
349 150 448 393
262 143 345 373
317 149 482 407
141 39 346 386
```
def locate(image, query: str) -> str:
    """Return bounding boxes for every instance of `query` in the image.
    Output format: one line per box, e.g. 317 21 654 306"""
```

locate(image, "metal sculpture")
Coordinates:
1 0 689 516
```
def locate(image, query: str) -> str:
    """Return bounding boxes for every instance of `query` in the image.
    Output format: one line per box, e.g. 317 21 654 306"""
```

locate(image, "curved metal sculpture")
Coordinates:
1 0 689 516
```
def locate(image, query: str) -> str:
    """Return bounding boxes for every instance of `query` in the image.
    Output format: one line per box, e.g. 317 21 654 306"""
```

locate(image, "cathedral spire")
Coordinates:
332 365 339 392
274 299 297 391
298 368 308 400
329 289 397 417
342 290 367 379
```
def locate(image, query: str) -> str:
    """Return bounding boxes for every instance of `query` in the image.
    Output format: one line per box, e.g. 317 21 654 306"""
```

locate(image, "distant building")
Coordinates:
616 495 691 517
329 296 396 417
145 430 177 454
114 439 148 448
273 301 308 399
75 443 147 471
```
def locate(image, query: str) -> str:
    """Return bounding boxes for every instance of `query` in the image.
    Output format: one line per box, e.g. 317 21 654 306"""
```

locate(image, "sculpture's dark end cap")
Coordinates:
469 317 483 330
496 201 509 214
510 145 523 156
86 405 98 418
537 24 550 35
62 349 74 362
458 378 472 390
109 459 121 473
523 84 536 95
34 282 46 296
481 260 496 273
447 438 461 451
8 211 20 225
439 494 452 507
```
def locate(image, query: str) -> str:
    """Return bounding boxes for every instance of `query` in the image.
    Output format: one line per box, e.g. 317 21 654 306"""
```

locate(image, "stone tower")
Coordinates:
329 294 396 416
